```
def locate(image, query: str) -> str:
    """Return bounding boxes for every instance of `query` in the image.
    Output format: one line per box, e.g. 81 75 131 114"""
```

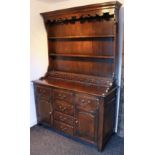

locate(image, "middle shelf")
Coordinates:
49 53 114 59
48 35 115 40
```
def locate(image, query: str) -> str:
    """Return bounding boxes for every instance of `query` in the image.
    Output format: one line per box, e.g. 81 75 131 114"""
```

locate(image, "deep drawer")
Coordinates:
54 111 74 126
54 120 73 136
53 89 73 104
54 100 74 116
75 94 99 112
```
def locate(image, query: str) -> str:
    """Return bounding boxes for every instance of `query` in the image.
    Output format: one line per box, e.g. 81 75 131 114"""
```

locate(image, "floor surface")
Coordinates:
30 125 124 155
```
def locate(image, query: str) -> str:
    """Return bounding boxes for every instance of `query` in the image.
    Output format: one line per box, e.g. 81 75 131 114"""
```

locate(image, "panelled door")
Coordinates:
74 93 99 143
74 109 98 143
37 96 53 126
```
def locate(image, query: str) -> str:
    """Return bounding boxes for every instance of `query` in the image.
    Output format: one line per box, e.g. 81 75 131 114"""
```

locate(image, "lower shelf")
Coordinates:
49 53 114 59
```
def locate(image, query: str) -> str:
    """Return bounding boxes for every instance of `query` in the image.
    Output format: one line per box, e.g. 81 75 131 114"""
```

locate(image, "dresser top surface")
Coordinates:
33 77 116 97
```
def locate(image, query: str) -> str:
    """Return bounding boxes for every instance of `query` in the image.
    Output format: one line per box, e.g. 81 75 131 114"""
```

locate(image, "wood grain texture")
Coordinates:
33 1 122 152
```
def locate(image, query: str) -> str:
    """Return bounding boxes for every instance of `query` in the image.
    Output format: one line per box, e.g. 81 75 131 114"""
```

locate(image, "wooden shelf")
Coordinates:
49 53 114 59
48 35 114 40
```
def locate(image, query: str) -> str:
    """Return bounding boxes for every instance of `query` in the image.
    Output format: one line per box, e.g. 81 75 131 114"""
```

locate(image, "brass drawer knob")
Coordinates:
62 107 67 111
87 100 91 104
58 94 66 99
81 99 85 103
106 88 109 93
63 95 66 99
109 82 113 86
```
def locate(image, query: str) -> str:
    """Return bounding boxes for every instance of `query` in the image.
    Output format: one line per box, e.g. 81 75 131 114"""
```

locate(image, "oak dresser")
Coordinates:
33 1 122 151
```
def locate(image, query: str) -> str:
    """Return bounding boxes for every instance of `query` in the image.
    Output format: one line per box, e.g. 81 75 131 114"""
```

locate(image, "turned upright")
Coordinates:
33 1 122 151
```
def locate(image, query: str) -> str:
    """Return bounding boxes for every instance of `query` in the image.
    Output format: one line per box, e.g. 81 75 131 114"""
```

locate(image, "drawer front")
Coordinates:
54 120 73 136
36 85 51 97
75 94 99 112
54 111 74 126
54 100 74 116
53 89 73 104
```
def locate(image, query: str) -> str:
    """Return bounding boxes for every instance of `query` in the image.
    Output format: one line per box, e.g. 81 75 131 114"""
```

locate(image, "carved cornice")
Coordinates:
41 1 122 24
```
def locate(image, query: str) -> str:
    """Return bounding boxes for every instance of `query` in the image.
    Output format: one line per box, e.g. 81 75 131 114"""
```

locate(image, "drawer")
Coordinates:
54 120 73 136
36 85 51 97
37 96 50 105
54 111 74 126
54 100 74 116
75 94 99 112
53 89 73 104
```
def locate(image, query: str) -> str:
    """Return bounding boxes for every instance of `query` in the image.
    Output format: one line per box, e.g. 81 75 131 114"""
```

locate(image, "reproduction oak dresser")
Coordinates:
33 1 122 151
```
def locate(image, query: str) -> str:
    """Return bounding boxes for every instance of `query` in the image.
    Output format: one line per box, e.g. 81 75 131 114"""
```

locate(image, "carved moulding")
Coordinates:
41 2 121 24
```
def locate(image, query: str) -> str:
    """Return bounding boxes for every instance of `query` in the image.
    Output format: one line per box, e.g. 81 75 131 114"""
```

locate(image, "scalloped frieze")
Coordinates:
43 5 121 24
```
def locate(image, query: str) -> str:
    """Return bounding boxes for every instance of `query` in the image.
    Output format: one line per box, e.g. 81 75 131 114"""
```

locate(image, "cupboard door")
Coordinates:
37 97 52 126
74 109 98 143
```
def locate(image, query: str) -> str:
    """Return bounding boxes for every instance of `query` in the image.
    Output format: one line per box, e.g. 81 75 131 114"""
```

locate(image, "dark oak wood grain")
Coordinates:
33 1 122 152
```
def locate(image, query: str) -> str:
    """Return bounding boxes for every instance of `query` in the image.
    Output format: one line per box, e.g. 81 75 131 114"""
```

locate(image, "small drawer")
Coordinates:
75 94 99 112
53 89 73 104
37 97 50 105
54 111 74 126
54 120 73 136
54 100 74 116
36 85 51 97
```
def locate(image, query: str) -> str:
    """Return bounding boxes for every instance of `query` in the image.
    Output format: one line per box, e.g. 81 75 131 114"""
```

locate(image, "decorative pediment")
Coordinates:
41 1 121 24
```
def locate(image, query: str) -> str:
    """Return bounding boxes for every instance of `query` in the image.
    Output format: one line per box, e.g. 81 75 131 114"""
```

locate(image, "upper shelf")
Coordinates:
48 35 115 40
49 53 114 59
